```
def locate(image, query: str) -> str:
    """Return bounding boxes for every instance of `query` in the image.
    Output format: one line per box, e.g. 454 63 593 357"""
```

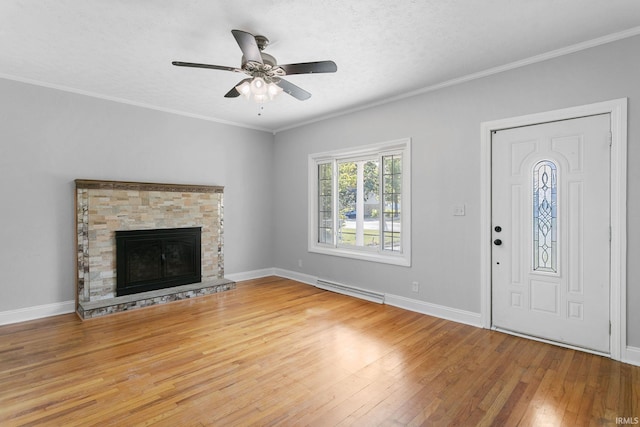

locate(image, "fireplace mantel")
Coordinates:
75 179 223 194
74 179 233 319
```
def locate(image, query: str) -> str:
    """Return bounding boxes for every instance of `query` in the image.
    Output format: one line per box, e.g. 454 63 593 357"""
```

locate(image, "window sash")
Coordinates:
382 154 402 252
337 157 380 250
317 162 334 245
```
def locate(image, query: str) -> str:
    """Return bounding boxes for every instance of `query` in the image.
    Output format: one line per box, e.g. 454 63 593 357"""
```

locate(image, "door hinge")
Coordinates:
609 226 612 242
608 132 612 146
609 321 612 335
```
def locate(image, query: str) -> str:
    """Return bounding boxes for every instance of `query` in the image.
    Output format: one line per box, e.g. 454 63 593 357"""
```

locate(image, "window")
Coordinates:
308 139 411 266
532 160 558 273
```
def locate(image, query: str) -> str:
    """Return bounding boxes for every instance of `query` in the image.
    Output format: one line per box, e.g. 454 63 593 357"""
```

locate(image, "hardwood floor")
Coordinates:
1 276 637 426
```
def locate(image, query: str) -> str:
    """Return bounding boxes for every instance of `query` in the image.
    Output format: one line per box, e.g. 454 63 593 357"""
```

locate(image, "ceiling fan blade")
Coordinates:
279 61 337 75
276 78 312 101
231 29 263 64
224 78 251 98
172 61 240 72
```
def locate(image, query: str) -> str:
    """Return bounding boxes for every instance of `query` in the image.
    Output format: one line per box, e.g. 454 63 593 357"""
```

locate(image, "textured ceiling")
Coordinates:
1 1 640 133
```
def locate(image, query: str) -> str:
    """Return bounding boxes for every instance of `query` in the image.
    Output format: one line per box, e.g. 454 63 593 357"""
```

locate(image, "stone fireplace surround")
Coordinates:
75 179 235 319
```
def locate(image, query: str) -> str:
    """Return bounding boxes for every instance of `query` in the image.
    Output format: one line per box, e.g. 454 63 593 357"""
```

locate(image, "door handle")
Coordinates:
493 239 502 246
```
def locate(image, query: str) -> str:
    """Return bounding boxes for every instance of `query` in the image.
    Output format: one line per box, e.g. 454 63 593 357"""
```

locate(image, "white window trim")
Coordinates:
308 138 411 267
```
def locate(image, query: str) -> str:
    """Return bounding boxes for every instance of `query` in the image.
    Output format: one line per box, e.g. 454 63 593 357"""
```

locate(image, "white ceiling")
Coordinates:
2 1 640 133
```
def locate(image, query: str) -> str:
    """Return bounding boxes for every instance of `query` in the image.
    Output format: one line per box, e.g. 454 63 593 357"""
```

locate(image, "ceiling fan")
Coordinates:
172 29 337 102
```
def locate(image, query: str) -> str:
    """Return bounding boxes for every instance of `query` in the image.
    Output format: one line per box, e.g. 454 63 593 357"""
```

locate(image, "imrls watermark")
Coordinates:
616 417 639 425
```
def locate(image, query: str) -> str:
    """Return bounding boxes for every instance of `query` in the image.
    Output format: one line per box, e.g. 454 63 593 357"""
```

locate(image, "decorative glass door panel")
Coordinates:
532 160 557 273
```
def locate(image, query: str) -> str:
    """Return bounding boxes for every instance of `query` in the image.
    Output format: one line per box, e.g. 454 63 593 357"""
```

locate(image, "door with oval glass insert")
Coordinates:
491 114 611 353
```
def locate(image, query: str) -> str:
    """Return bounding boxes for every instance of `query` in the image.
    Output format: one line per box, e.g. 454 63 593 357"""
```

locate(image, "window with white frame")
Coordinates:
308 139 411 266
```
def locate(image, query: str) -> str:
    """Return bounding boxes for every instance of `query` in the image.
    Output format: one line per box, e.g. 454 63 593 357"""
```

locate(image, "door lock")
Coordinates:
493 239 502 246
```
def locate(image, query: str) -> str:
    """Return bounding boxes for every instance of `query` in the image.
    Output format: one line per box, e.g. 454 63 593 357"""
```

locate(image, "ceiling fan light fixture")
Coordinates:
250 76 267 95
267 81 283 98
236 80 252 98
236 76 283 103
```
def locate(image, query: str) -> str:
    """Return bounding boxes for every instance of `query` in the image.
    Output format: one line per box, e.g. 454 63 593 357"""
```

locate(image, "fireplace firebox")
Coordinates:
116 227 202 296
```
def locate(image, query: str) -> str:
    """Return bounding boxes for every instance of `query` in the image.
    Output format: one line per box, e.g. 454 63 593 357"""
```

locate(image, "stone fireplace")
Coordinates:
75 179 235 319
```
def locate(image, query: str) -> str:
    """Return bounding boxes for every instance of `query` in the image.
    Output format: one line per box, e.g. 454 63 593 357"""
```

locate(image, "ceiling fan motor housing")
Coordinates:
241 51 285 83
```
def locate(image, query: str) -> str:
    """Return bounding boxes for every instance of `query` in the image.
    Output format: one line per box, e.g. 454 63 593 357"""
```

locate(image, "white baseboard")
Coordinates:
0 300 76 326
623 345 640 367
385 293 483 327
226 268 318 286
225 268 277 282
272 268 317 286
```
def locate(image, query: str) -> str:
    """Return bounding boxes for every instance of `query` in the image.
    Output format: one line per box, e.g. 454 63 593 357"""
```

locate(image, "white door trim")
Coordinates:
480 98 627 361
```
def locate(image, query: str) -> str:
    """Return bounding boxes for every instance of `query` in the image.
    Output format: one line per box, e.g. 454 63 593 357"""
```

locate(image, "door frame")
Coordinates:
480 98 627 361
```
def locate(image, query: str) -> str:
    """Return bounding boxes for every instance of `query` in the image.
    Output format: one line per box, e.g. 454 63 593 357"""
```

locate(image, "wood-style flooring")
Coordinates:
0 276 638 426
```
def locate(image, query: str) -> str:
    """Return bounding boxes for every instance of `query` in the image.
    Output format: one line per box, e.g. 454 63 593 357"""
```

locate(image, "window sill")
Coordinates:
308 244 411 267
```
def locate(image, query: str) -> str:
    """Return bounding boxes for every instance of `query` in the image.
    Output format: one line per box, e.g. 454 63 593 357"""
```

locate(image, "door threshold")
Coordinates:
492 326 610 358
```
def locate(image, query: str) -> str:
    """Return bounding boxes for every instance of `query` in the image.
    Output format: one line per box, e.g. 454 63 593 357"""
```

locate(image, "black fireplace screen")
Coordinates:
116 227 202 296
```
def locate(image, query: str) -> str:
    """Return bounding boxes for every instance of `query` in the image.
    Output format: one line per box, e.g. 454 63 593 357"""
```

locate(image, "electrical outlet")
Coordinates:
412 281 419 292
453 205 466 216
298 259 303 268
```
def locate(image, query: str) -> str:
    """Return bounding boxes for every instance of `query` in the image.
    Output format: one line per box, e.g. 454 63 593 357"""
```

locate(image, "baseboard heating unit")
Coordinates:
315 279 385 304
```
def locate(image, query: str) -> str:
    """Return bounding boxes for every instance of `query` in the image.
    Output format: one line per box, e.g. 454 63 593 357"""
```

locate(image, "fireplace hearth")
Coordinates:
116 227 202 296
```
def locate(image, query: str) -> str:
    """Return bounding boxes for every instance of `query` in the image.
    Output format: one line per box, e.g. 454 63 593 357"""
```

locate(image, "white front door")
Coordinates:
491 114 611 353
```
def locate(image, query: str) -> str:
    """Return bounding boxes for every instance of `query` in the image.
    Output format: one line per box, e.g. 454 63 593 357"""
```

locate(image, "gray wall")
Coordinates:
1 34 637 347
0 79 275 311
272 35 640 346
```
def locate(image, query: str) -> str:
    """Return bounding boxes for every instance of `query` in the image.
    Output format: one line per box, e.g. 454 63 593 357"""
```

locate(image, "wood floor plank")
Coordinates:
0 277 638 426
